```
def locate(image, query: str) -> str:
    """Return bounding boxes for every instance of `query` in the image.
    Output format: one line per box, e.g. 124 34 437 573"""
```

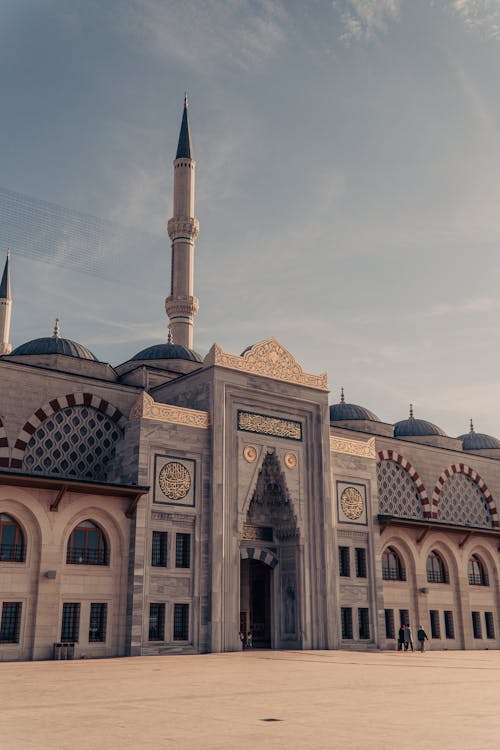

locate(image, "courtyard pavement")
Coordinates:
2 649 500 749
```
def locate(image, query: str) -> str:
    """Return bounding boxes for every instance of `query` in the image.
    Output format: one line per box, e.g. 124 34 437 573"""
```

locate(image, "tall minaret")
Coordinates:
0 251 12 355
165 96 200 349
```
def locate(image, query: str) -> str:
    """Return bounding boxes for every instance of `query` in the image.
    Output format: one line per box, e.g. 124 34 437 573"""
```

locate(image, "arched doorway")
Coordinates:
240 450 300 649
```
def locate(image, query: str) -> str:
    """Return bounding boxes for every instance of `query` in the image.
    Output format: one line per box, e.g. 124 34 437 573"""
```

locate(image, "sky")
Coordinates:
2 0 500 437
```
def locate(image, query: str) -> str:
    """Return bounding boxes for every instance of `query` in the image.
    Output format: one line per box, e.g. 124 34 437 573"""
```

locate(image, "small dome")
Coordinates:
394 404 446 438
130 343 203 363
11 336 97 361
458 420 500 450
330 388 380 422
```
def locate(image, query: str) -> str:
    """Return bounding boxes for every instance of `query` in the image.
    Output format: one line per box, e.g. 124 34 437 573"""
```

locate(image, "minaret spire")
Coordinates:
165 97 200 349
0 250 12 355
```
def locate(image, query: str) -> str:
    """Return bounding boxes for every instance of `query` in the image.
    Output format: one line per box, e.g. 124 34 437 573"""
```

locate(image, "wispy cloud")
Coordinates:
449 0 500 40
333 0 400 42
120 0 288 72
424 296 498 317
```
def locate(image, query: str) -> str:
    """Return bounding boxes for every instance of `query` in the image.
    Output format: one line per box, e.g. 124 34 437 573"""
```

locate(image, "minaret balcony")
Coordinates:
168 216 199 241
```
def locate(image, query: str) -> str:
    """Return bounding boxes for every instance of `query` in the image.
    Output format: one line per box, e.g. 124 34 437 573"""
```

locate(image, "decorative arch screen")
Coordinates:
437 474 492 528
377 460 424 519
23 406 121 481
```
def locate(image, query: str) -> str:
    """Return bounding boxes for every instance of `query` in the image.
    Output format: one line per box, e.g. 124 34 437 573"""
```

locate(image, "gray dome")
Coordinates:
11 336 97 361
458 430 500 451
394 416 446 437
130 343 202 363
330 402 380 422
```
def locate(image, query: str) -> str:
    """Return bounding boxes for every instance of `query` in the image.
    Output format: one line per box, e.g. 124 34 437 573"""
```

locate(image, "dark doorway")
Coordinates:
249 559 271 648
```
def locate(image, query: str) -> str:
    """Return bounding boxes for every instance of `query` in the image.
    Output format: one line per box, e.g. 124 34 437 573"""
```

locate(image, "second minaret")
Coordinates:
165 96 199 349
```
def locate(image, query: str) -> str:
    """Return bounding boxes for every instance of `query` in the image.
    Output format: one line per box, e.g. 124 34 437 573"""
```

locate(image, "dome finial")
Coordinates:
470 418 474 434
184 91 188 108
409 403 414 419
167 324 173 344
340 386 345 404
53 318 60 339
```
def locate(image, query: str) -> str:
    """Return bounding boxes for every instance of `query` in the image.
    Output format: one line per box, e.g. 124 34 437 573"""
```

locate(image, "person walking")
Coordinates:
417 625 428 652
404 623 414 652
398 623 405 652
246 631 253 649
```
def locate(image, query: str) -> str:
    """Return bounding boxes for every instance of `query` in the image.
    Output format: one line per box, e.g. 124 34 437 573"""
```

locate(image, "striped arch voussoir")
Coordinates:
377 450 431 518
10 392 126 469
0 417 9 468
240 546 279 569
433 464 499 527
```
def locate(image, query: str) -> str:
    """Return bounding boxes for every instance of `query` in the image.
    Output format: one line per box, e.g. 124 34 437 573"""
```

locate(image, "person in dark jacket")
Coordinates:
417 625 428 652
404 623 414 651
398 623 405 652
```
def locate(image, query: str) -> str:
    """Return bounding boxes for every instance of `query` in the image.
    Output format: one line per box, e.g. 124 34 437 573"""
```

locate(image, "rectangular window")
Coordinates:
355 548 367 578
472 611 482 639
358 608 370 639
399 609 409 627
152 531 168 567
485 612 495 640
89 603 107 643
341 607 353 639
430 610 440 639
444 610 455 639
384 609 395 639
339 546 350 577
175 534 191 569
173 603 189 640
0 602 21 643
61 603 80 643
149 603 165 641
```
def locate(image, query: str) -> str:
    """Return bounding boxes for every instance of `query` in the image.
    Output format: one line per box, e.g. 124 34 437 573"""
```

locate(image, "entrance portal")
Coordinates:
240 559 272 648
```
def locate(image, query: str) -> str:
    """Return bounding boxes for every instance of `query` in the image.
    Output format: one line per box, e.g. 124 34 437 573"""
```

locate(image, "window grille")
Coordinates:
355 548 367 578
472 611 482 639
0 514 25 562
175 534 191 568
149 603 165 641
173 604 189 640
426 551 449 583
152 531 168 567
358 608 370 639
0 602 21 643
399 609 409 627
438 474 492 528
377 460 424 518
339 546 350 577
61 603 80 643
341 607 353 639
89 603 107 642
444 611 455 639
468 555 488 586
66 520 108 565
385 609 395 639
485 612 495 640
382 547 406 581
23 406 121 481
430 610 440 639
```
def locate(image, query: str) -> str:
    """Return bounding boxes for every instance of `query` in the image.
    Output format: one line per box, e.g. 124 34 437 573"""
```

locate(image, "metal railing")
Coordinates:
0 544 25 562
66 547 108 565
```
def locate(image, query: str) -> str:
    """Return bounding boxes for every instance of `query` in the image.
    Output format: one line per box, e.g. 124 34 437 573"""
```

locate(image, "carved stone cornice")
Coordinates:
203 338 328 391
330 435 376 459
129 392 209 429
165 295 199 319
167 216 199 241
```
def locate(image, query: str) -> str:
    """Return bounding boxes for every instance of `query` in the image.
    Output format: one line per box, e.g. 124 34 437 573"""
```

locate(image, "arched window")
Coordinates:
382 547 406 581
0 514 25 562
66 520 108 565
426 551 448 583
468 554 488 586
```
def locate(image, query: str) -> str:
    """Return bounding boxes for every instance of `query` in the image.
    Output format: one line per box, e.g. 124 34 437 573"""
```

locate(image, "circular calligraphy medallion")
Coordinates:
284 452 297 469
158 461 191 501
243 445 258 463
340 486 364 520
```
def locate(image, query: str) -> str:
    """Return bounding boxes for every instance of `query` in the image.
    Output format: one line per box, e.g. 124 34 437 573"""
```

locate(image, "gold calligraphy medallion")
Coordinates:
159 461 191 501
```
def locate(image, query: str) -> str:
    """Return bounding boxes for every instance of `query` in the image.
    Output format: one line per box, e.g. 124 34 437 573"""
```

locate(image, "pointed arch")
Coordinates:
432 464 498 527
240 547 279 568
10 392 126 469
0 416 8 468
377 450 431 517
243 450 299 539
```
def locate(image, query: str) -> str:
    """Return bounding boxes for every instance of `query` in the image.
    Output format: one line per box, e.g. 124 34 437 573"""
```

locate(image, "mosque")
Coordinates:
0 101 499 660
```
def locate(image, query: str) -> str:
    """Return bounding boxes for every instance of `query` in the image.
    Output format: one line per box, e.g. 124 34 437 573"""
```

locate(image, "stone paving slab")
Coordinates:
2 650 500 749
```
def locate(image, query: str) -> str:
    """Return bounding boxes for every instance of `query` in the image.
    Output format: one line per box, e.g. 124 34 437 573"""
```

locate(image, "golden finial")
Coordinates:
409 403 414 419
470 418 474 434
340 386 345 404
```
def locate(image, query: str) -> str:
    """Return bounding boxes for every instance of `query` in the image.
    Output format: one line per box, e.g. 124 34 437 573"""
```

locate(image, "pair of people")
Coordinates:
239 631 253 649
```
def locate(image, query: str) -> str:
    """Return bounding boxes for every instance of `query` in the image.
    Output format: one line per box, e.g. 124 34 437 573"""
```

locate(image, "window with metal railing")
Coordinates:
339 546 350 577
89 603 107 642
358 608 370 639
382 547 406 581
468 555 488 586
385 609 395 639
175 534 191 569
426 551 449 583
66 520 108 565
341 607 353 639
444 610 455 639
472 611 482 639
152 531 168 567
0 514 25 562
0 602 21 643
173 604 189 640
61 603 80 643
485 612 495 640
355 548 367 578
429 610 440 639
149 603 165 641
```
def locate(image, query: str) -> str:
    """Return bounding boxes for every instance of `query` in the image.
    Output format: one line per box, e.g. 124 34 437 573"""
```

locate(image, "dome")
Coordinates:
458 421 500 450
394 405 446 437
11 336 97 361
130 343 203 363
330 389 380 422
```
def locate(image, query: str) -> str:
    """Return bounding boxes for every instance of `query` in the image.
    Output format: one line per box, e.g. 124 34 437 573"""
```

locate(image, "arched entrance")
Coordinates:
239 450 300 649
